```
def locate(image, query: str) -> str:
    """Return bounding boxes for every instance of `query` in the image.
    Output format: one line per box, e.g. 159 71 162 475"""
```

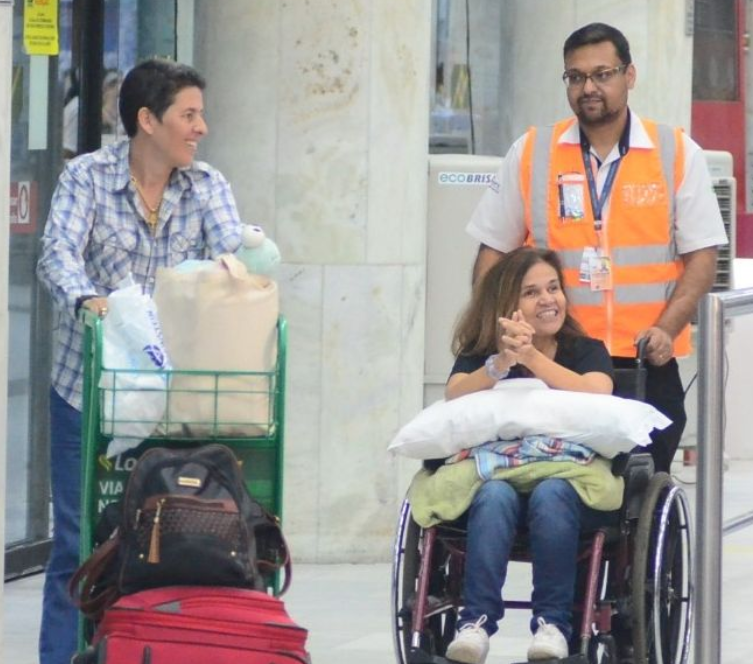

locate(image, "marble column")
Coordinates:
193 1 429 561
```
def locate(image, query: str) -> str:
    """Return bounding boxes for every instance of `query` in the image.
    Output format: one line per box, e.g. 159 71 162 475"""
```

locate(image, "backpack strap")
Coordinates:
257 527 293 595
68 532 121 622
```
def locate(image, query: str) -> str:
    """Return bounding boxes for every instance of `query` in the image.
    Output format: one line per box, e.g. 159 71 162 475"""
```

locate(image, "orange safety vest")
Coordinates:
519 117 690 358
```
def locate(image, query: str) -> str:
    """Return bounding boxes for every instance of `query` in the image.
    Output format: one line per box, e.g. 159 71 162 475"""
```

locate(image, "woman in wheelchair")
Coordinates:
444 247 620 664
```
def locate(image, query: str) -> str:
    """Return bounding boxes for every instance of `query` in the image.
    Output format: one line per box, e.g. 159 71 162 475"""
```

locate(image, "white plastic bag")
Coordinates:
98 279 171 457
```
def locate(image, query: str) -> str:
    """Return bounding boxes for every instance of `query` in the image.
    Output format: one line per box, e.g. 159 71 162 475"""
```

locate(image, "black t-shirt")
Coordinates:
450 335 614 381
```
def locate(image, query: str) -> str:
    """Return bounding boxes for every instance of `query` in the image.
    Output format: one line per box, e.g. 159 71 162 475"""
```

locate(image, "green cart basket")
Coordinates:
77 310 287 619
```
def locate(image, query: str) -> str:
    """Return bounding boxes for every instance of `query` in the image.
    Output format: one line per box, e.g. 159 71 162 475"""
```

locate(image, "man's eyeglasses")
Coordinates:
562 65 627 89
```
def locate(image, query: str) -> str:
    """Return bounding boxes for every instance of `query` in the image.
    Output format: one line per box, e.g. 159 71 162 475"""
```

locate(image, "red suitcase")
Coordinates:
88 586 310 663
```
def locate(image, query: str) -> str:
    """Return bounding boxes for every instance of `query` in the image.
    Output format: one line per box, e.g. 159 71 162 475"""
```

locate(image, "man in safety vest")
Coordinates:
466 22 728 474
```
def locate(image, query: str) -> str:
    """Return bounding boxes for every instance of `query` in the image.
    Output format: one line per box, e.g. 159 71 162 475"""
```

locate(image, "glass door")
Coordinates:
5 0 178 579
4 0 69 578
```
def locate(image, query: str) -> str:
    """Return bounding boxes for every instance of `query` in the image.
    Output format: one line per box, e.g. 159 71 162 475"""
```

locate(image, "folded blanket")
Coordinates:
407 457 623 528
469 435 596 479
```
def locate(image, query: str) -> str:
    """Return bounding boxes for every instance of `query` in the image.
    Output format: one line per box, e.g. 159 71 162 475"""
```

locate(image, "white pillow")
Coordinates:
388 379 671 460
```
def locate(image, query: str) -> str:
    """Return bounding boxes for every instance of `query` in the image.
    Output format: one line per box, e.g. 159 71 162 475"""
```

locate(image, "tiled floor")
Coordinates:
4 460 752 664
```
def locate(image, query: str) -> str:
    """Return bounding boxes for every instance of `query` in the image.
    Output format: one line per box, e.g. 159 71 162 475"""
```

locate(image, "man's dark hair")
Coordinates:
119 58 206 138
563 23 632 66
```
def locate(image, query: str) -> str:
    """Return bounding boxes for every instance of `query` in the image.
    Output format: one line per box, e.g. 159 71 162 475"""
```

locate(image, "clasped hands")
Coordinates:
495 310 537 371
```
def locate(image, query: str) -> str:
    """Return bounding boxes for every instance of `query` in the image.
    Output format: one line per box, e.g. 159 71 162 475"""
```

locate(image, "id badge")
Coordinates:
580 247 598 283
557 173 586 222
588 254 613 291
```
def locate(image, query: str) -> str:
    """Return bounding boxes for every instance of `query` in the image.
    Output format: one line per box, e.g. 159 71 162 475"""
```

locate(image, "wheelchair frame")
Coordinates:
391 462 694 664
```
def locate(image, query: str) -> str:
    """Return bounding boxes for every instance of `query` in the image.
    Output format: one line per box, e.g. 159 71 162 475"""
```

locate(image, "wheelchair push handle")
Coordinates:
635 336 649 367
632 337 648 402
612 338 649 402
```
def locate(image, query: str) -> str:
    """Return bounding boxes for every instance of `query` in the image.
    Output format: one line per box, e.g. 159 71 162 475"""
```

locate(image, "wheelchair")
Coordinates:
391 453 693 664
391 346 693 664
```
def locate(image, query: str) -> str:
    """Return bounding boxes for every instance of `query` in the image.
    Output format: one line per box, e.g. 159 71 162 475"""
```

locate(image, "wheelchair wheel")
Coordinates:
631 473 693 664
391 498 460 664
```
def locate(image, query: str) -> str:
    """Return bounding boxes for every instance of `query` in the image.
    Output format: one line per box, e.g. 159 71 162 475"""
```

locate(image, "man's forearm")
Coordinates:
655 246 718 338
472 244 505 285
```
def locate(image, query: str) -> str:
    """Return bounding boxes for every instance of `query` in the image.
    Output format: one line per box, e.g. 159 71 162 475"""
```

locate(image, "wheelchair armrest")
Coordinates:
611 450 653 477
422 458 446 472
612 451 655 521
610 452 631 477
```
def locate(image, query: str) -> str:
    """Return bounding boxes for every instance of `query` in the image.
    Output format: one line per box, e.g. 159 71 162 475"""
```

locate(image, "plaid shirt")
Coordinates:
37 139 243 410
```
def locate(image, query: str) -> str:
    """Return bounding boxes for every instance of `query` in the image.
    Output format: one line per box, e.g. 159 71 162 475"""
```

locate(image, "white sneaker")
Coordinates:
446 615 490 664
527 617 569 661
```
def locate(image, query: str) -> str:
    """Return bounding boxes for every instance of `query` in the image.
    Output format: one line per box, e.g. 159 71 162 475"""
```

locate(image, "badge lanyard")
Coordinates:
578 128 629 292
579 144 621 291
581 145 621 233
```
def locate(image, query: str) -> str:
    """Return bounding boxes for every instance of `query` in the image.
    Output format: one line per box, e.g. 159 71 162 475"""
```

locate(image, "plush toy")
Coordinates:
235 224 281 276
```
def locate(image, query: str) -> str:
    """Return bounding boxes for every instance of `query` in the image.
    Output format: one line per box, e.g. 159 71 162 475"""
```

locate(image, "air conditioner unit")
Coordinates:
710 175 736 291
704 149 733 178
704 150 736 291
424 154 502 405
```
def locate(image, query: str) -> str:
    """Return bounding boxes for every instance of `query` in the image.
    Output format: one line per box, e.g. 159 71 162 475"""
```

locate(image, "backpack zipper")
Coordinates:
147 498 165 564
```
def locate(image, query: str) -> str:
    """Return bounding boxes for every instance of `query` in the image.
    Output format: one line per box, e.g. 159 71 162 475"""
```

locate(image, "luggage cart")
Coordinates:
78 310 287 591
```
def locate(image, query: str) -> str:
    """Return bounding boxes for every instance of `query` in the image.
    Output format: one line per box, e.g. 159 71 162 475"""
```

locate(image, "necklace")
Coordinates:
130 175 163 234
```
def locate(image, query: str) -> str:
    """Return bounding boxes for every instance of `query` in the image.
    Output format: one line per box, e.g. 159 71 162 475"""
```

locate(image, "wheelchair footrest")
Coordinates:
407 649 456 664
510 656 588 664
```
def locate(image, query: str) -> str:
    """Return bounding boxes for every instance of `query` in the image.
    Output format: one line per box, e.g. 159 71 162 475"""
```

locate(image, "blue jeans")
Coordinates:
459 478 619 640
40 388 82 664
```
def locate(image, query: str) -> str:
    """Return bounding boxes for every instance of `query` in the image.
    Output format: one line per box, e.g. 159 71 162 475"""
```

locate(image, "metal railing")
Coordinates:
695 287 753 664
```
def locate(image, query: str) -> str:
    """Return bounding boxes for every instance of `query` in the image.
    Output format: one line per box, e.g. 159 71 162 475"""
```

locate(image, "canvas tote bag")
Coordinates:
153 254 279 436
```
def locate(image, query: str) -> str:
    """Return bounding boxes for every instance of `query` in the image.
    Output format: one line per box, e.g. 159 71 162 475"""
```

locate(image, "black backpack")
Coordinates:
71 444 290 623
